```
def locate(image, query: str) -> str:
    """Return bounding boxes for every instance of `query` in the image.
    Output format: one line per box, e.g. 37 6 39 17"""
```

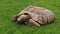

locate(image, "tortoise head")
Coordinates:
17 13 31 23
12 15 19 21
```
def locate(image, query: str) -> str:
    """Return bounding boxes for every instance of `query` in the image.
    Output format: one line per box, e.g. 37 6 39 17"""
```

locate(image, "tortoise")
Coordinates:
12 6 55 27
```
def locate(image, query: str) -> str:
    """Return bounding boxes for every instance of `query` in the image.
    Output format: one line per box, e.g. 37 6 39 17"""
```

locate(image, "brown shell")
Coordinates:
17 6 55 24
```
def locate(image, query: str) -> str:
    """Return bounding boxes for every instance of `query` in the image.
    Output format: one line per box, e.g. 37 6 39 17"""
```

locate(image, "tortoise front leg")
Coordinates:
28 19 40 27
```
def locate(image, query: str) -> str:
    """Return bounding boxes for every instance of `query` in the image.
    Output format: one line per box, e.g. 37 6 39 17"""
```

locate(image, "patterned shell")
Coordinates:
18 6 55 24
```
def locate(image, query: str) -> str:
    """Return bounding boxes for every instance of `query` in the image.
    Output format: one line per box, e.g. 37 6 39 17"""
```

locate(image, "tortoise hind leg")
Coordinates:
28 19 40 27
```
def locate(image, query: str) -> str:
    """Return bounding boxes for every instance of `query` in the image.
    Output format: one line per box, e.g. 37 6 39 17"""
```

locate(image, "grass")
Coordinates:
0 0 60 34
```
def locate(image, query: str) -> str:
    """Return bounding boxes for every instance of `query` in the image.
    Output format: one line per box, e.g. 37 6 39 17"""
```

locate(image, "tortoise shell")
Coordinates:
17 6 55 24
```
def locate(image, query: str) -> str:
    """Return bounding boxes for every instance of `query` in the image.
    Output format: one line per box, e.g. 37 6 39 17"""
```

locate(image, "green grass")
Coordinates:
0 0 60 34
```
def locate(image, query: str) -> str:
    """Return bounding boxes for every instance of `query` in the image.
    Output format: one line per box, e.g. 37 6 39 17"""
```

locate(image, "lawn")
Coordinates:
0 0 60 34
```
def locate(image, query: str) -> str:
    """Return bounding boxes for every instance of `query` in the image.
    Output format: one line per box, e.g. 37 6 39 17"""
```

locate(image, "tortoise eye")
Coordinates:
15 16 19 18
